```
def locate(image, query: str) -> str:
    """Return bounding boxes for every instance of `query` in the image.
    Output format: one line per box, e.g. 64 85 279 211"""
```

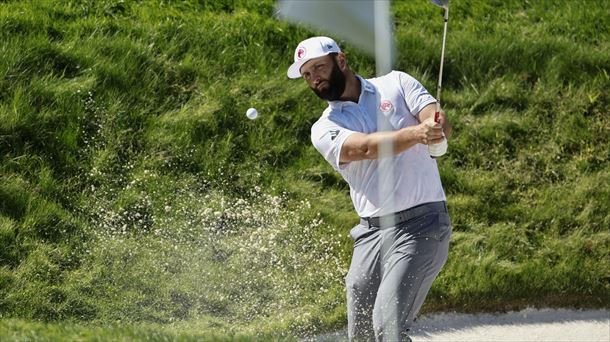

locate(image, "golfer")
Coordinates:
287 36 452 341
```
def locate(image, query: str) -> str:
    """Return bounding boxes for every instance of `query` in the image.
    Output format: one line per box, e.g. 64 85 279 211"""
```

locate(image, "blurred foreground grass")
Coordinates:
0 0 608 340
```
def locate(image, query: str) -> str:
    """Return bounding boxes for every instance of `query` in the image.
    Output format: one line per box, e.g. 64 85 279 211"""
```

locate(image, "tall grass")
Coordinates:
0 0 608 339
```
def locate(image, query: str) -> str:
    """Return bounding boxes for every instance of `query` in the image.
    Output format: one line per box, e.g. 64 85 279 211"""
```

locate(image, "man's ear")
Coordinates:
336 52 347 70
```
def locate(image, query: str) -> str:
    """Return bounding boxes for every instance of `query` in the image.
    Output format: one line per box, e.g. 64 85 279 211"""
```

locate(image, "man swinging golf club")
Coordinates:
287 35 452 341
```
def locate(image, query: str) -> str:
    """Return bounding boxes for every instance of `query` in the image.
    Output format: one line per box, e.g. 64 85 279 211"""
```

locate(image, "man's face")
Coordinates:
300 54 346 101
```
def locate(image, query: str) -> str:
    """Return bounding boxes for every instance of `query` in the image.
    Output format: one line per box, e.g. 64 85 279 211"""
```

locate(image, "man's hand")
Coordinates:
415 118 445 145
416 103 452 139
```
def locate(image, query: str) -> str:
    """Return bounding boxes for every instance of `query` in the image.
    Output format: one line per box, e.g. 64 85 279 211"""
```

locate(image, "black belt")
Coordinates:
359 201 447 228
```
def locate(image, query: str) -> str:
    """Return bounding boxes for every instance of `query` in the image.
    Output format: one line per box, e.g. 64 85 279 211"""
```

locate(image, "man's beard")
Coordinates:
311 59 346 101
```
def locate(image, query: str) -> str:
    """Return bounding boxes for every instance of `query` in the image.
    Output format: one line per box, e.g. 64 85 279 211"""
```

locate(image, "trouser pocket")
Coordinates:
399 211 451 241
349 224 378 245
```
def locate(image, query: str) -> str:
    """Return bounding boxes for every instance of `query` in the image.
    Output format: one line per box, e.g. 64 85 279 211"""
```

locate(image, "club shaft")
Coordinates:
436 6 448 114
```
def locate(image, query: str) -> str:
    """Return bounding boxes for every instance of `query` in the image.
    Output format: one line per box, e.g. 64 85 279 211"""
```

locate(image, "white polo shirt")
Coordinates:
310 70 446 217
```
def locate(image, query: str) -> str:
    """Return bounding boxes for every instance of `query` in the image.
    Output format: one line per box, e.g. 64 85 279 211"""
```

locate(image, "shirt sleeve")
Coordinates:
397 71 437 116
311 117 356 172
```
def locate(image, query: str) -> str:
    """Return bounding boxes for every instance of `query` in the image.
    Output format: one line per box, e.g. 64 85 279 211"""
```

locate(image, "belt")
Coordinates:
359 201 447 228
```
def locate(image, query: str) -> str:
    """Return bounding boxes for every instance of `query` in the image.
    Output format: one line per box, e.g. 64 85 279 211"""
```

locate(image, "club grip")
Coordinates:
434 111 440 123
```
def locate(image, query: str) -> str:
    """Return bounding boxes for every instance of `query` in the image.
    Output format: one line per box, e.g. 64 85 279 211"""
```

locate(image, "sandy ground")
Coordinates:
309 308 609 342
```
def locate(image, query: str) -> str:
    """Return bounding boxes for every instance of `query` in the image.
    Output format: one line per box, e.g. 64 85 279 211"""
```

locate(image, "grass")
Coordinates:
0 0 608 340
0 318 273 342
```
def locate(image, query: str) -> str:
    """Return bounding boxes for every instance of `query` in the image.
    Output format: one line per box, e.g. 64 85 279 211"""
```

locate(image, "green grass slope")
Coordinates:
0 0 608 340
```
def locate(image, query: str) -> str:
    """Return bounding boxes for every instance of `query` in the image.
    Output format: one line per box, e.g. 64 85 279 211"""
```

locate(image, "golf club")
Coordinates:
431 0 449 123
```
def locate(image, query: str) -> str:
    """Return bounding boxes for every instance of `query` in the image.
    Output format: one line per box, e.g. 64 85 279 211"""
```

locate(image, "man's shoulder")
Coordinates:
311 105 332 125
366 70 407 84
367 70 425 97
311 106 344 133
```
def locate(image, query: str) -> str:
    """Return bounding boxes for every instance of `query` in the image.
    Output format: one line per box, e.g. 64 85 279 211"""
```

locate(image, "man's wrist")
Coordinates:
397 126 421 150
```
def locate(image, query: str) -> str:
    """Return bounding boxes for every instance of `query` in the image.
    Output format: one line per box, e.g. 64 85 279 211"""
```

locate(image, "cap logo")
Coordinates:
326 44 333 49
380 100 393 112
297 47 306 60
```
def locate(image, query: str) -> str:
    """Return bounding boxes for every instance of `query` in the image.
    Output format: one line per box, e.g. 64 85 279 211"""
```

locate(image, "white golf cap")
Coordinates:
287 36 341 79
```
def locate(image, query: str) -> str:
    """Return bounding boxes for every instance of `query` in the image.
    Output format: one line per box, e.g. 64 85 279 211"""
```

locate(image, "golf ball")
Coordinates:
246 107 258 120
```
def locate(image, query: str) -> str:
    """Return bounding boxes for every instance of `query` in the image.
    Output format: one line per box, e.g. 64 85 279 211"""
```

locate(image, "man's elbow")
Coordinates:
342 142 377 162
353 136 380 160
360 144 378 160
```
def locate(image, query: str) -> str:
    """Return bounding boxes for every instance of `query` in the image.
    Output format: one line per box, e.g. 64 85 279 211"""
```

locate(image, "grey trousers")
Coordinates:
345 202 451 341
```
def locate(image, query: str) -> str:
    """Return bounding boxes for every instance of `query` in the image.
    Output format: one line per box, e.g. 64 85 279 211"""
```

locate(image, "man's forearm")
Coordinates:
350 127 420 160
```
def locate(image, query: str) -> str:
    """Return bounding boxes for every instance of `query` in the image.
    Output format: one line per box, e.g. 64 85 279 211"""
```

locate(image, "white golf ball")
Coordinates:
246 107 258 120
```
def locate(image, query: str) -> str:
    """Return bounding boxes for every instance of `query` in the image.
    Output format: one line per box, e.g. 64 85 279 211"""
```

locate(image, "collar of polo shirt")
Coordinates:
328 76 376 110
